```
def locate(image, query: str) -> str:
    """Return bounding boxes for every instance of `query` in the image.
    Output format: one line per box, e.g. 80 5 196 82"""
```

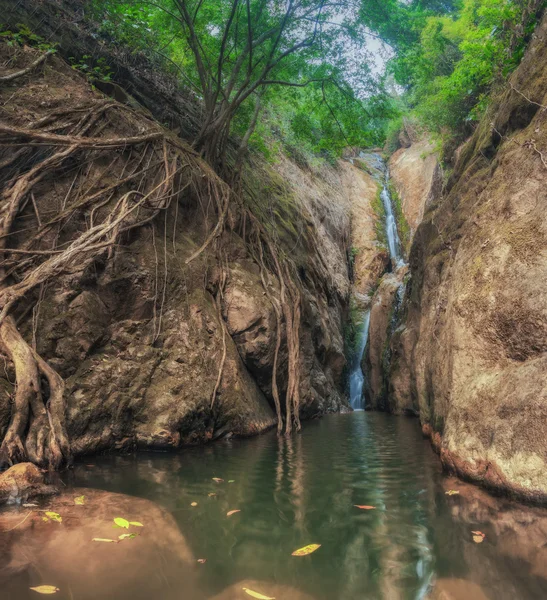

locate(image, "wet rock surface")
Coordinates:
0 488 199 600
0 463 58 505
364 269 406 410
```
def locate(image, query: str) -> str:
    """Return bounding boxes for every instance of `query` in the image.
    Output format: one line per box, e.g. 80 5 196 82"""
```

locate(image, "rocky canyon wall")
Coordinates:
387 15 547 503
0 0 369 458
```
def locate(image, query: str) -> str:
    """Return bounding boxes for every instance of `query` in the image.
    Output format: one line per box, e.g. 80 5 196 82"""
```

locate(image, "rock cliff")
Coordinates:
387 14 547 503
0 0 366 460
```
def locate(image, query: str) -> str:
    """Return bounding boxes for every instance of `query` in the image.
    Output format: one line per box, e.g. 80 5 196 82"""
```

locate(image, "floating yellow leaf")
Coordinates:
42 516 49 523
119 533 137 540
471 530 485 544
354 505 376 510
74 495 85 505
30 585 60 594
129 521 143 527
191 502 198 507
227 509 241 517
114 517 129 529
45 511 62 523
92 538 117 543
212 477 224 483
292 543 321 556
197 558 207 564
243 587 275 599
445 490 460 496
208 493 216 497
228 480 235 483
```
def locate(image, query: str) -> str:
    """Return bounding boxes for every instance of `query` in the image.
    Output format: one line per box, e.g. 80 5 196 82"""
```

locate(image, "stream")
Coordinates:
2 413 547 600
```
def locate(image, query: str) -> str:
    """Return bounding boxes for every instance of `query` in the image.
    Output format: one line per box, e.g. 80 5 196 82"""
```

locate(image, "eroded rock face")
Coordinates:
364 270 406 411
389 140 442 240
389 15 547 502
340 162 390 295
0 1 356 460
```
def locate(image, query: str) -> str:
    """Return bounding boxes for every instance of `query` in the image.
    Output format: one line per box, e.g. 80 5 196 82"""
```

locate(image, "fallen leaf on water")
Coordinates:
114 517 129 529
30 585 60 594
92 538 118 543
45 511 62 523
208 493 216 497
471 530 485 543
228 480 235 483
191 502 198 507
197 558 207 564
445 490 460 496
119 533 137 540
129 521 143 527
292 544 321 557
212 477 224 483
227 509 241 517
354 505 376 510
74 495 85 505
42 516 49 523
243 587 275 599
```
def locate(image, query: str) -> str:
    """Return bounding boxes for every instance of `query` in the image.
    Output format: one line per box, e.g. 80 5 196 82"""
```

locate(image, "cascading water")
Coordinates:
348 154 407 410
380 179 405 267
349 303 371 410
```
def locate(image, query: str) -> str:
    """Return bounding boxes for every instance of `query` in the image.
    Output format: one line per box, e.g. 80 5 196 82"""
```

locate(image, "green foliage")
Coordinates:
91 0 395 164
69 55 113 81
0 24 57 51
384 116 405 154
372 0 544 154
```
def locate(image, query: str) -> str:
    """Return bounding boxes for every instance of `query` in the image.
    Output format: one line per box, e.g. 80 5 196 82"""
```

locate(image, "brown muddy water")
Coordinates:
1 412 546 600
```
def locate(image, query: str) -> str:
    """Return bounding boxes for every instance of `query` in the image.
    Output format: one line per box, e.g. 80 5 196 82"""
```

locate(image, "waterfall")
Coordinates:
349 307 371 410
380 180 405 267
349 153 407 411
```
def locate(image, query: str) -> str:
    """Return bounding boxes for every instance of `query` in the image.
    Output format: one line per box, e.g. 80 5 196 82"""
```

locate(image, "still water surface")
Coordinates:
2 413 547 600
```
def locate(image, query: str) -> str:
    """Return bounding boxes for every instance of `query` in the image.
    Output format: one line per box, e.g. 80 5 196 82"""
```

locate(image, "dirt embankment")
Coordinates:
0 1 360 464
388 14 547 503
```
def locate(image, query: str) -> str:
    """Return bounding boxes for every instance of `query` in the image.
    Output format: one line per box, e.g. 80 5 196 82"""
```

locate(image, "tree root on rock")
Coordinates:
245 210 303 436
0 87 232 469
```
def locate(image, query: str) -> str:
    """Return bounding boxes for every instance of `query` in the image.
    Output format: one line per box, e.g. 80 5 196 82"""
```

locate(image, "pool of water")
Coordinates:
2 412 547 599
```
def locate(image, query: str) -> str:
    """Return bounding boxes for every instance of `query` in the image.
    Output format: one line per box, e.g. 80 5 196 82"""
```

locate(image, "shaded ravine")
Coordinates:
348 153 406 410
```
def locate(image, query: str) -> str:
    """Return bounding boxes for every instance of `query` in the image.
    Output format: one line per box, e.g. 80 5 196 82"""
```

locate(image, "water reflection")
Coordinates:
1 413 546 600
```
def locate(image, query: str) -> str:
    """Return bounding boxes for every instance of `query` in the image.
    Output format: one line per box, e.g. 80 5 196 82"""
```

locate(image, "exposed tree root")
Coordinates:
0 49 53 82
0 83 232 469
244 210 303 436
0 47 307 469
211 264 228 409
